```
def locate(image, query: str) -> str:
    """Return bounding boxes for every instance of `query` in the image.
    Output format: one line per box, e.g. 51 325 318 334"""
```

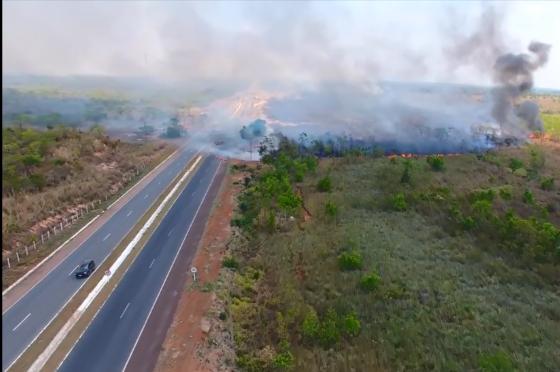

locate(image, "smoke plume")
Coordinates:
492 41 551 134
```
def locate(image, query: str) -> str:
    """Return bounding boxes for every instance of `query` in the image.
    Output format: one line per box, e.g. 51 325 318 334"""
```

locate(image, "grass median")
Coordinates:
9 154 203 372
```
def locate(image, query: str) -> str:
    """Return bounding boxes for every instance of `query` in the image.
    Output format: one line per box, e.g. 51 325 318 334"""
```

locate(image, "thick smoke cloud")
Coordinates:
492 41 551 134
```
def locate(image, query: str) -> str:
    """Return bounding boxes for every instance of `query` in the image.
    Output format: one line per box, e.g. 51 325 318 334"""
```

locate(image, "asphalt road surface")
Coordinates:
2 147 196 371
59 156 221 372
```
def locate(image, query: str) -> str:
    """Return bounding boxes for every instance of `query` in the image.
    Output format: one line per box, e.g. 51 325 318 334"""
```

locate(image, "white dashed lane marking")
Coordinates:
120 303 131 319
102 233 111 241
12 313 31 331
126 210 132 217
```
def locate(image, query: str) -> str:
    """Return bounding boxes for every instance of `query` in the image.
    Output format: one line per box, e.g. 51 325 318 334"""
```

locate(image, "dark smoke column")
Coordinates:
492 41 551 136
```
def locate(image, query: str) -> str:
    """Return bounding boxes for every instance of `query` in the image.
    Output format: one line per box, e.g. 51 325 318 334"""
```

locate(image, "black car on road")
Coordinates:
75 260 96 279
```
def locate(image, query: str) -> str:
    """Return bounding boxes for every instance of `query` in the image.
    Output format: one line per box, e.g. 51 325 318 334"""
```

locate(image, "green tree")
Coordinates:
317 176 332 192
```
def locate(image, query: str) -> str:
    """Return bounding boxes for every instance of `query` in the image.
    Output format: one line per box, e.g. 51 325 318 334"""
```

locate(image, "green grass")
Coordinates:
542 113 560 139
227 143 560 371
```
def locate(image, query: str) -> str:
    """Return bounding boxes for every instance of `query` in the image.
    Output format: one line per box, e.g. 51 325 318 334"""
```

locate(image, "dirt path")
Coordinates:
155 161 245 372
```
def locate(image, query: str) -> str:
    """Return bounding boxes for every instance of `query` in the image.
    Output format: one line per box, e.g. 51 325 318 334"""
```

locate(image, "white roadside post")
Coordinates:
191 267 198 282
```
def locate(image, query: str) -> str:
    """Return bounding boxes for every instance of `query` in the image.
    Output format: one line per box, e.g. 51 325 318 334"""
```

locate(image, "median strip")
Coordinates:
8 154 203 372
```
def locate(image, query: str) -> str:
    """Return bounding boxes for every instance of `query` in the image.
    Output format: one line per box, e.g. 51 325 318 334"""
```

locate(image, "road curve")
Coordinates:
2 147 196 371
59 156 222 372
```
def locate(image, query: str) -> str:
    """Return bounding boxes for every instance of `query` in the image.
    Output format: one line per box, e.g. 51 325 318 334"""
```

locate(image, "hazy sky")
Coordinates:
3 1 559 88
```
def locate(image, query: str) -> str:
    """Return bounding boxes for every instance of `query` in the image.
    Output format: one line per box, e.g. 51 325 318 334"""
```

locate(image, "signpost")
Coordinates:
191 267 198 282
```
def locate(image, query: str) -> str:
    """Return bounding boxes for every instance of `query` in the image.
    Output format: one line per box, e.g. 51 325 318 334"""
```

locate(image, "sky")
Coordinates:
2 0 559 89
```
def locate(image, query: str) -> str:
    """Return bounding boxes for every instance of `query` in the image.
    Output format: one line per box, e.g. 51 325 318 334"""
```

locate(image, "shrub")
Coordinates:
302 308 320 340
360 272 381 291
426 155 445 171
472 199 493 219
338 250 363 271
318 309 340 347
498 186 513 200
325 200 338 218
400 160 412 184
461 216 476 230
392 192 407 211
342 312 361 337
29 174 46 190
509 158 524 171
317 176 332 192
479 351 514 372
471 188 495 202
522 189 534 204
540 177 554 190
273 350 294 369
223 256 239 270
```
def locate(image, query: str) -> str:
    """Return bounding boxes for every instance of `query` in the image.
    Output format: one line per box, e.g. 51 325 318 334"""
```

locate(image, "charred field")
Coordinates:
220 128 560 371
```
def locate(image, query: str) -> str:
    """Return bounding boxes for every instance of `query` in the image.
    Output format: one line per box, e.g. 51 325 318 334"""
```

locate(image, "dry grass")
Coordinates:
2 127 173 254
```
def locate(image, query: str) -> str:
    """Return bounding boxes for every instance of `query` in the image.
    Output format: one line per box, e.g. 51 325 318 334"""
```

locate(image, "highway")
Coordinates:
1 147 196 371
59 156 222 372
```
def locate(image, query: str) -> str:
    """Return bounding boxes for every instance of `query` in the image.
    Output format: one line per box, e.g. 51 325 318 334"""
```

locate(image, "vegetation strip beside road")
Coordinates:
8 154 203 372
2 145 178 291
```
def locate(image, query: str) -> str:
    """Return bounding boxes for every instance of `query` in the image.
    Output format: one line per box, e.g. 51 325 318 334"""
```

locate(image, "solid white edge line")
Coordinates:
122 158 222 372
2 148 180 299
27 155 204 372
4 150 199 371
53 154 204 372
12 313 31 332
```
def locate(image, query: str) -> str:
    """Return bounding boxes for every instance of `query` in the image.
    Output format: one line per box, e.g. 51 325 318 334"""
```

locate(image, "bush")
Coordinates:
325 200 338 218
522 189 534 204
540 177 554 190
426 155 445 171
461 216 476 230
342 312 361 337
223 256 239 270
318 308 340 347
317 176 332 192
498 186 513 200
392 192 407 211
509 158 524 171
302 309 320 341
360 272 381 291
400 160 412 184
338 250 363 271
272 350 294 369
479 351 515 372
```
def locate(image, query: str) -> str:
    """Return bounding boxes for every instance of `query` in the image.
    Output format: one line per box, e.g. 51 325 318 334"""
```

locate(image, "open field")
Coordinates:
224 134 560 371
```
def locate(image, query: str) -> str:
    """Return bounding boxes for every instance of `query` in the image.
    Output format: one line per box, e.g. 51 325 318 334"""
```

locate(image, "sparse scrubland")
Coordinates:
223 127 560 371
2 125 173 252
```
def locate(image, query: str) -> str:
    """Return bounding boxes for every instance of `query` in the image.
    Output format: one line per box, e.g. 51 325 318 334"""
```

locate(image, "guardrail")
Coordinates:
2 163 150 271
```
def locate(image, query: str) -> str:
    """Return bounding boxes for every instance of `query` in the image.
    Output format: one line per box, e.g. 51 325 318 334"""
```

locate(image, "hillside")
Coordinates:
2 125 173 253
223 131 559 371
